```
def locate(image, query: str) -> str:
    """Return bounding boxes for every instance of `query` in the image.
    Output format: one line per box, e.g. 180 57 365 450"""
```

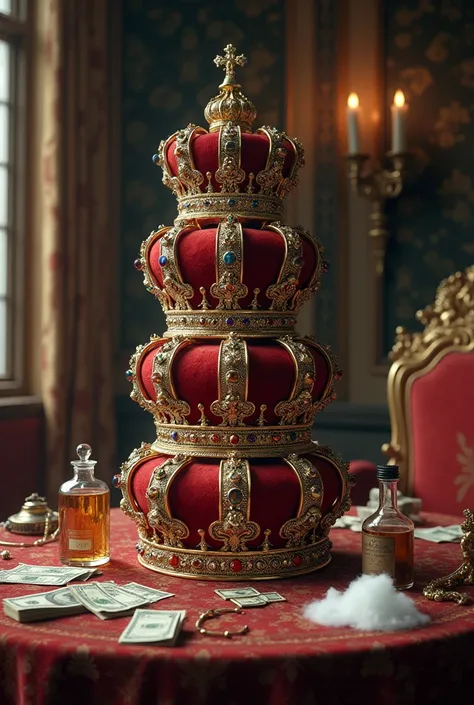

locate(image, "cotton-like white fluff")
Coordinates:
303 574 430 632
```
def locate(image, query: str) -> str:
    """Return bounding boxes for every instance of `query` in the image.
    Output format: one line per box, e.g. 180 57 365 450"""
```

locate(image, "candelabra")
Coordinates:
346 152 409 277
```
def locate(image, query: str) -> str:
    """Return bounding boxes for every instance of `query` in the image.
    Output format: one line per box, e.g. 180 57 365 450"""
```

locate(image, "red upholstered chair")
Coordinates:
350 267 474 514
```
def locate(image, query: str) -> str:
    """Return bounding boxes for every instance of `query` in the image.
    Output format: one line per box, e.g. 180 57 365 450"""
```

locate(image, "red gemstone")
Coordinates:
211 433 220 443
266 318 274 326
192 559 202 568
230 434 240 445
231 559 243 572
293 555 302 567
189 434 197 443
272 434 281 442
169 555 180 568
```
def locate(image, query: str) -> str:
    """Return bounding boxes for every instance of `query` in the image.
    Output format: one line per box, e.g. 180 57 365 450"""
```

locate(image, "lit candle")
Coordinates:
391 90 407 154
347 93 360 154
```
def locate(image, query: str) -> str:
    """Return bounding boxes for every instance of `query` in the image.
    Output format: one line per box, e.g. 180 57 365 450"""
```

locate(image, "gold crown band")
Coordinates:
163 310 297 337
151 425 313 458
175 192 283 223
136 536 332 581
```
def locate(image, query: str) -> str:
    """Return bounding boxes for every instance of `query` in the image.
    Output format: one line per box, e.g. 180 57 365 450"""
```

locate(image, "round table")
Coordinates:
0 509 473 705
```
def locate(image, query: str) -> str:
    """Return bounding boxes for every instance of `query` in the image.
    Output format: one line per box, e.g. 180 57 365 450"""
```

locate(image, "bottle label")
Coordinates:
68 529 93 552
362 533 395 576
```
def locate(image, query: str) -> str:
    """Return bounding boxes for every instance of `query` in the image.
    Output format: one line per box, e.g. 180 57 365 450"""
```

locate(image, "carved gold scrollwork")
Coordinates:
280 454 323 547
266 223 304 311
209 455 260 551
146 454 192 548
275 337 316 425
210 217 248 309
159 224 195 310
119 443 162 539
211 333 255 426
174 124 206 195
215 122 245 192
152 337 192 424
256 127 287 196
158 133 184 198
279 135 305 199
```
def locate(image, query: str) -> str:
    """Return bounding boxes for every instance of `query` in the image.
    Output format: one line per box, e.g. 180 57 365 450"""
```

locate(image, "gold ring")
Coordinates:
195 607 249 638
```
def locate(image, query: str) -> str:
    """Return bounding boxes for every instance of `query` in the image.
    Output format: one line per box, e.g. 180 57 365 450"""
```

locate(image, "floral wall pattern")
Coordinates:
120 0 286 352
384 0 474 352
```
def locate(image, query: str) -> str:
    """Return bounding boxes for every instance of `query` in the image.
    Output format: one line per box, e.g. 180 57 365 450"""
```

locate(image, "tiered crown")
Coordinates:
152 45 304 225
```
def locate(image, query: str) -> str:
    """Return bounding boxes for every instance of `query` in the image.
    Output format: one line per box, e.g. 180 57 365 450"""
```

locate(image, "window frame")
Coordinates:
0 0 30 395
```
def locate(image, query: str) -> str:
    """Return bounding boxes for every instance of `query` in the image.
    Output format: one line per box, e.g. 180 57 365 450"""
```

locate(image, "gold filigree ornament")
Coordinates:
146 455 192 548
196 607 249 639
423 508 474 605
210 333 255 426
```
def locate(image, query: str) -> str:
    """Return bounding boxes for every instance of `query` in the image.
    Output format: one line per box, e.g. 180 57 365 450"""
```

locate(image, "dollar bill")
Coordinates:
215 587 260 600
230 595 269 608
414 525 462 543
69 582 151 619
119 609 186 645
122 582 174 603
259 591 286 603
0 564 100 586
3 587 88 623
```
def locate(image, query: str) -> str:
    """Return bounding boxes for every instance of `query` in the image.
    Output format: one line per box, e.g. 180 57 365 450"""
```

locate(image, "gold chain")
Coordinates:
0 513 59 548
195 607 249 639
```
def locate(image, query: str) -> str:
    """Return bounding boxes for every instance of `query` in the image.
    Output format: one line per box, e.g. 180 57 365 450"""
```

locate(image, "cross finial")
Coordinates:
214 44 247 86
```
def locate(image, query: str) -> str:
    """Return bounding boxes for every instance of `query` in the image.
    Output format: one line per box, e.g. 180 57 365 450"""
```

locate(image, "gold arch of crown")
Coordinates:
117 442 353 580
138 217 323 336
126 333 341 458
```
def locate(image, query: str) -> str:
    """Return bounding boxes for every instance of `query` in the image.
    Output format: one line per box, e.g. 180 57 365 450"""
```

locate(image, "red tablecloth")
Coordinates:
0 509 473 705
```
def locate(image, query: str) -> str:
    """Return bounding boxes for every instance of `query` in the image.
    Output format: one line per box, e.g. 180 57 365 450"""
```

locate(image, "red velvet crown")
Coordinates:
119 44 353 581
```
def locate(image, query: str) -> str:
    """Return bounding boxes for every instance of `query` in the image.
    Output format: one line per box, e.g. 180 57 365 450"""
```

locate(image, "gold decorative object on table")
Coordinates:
196 607 249 638
423 509 474 604
0 494 59 549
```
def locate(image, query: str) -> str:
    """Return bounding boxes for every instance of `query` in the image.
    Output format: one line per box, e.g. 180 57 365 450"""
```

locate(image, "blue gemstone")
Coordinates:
171 431 178 441
112 474 121 488
125 369 133 380
223 251 236 265
251 200 259 208
152 154 159 164
204 200 211 207
243 318 250 325
248 434 256 443
185 202 190 208
226 317 235 326
227 198 236 206
159 255 168 266
290 432 297 441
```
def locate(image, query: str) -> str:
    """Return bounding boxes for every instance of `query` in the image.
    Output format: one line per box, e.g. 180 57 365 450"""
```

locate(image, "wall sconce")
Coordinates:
345 91 410 277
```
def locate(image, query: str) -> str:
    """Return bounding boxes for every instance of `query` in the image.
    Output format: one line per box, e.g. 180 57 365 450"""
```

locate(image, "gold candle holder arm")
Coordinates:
423 508 474 604
346 153 408 277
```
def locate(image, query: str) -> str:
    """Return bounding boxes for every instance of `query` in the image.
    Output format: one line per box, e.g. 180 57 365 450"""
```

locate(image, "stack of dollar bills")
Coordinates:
119 609 186 645
215 587 286 608
3 579 174 623
0 564 101 586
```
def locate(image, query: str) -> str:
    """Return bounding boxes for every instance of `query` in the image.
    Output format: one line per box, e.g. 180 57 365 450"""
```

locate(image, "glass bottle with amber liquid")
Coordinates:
58 444 110 566
362 465 414 589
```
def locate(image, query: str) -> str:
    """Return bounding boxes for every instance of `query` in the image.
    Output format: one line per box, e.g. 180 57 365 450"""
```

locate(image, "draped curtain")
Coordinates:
38 0 117 498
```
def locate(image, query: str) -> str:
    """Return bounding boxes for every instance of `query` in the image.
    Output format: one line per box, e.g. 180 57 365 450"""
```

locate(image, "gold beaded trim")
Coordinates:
146 454 192 548
209 456 260 550
136 535 332 581
163 310 296 337
176 192 283 223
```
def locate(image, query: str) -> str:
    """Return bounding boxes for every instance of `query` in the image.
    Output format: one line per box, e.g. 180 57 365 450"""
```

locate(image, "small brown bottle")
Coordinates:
58 444 110 567
362 464 414 589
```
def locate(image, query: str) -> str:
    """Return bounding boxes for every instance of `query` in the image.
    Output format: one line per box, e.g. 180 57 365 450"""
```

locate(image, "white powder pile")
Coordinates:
303 574 430 632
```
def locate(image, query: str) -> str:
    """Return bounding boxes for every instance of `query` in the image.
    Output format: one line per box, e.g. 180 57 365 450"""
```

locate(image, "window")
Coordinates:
0 1 28 392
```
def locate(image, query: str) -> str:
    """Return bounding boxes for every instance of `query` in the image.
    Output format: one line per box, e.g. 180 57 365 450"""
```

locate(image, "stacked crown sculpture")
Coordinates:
116 46 353 580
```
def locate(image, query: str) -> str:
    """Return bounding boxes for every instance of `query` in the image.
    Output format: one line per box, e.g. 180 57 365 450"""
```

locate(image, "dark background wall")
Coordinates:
384 0 474 353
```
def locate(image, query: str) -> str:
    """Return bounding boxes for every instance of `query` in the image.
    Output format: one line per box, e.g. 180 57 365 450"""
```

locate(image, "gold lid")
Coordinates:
204 44 257 133
6 493 59 535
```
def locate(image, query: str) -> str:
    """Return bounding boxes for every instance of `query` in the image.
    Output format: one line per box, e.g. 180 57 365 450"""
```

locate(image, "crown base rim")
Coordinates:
176 193 283 223
136 537 332 580
164 310 297 337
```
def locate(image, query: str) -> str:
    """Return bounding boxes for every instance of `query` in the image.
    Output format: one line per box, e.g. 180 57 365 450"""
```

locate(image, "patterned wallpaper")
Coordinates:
119 0 286 352
384 0 474 352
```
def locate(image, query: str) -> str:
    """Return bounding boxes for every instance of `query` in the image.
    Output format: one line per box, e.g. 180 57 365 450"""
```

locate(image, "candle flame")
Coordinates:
347 93 359 110
393 90 405 108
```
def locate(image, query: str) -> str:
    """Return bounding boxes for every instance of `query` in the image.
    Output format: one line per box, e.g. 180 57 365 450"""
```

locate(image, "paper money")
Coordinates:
119 609 186 645
230 596 269 608
214 587 260 600
0 564 99 586
122 582 174 603
3 587 88 623
259 591 286 603
414 525 462 543
69 582 151 619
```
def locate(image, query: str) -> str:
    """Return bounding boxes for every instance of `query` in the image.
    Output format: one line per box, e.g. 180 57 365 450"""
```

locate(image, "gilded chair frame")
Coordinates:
382 267 474 496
